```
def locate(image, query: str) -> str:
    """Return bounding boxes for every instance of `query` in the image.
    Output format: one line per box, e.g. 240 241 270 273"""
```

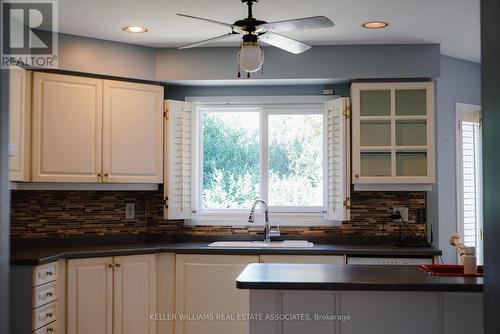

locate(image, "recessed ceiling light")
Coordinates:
122 26 148 33
362 21 389 29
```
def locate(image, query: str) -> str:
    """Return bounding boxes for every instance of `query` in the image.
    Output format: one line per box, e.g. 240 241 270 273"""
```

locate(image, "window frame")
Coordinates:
187 95 336 226
455 102 483 264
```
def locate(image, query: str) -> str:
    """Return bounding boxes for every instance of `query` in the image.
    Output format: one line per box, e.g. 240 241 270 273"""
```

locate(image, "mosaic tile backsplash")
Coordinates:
10 186 426 240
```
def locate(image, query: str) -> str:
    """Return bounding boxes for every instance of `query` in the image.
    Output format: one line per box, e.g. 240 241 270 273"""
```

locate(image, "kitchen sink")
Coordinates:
418 264 484 277
208 240 314 248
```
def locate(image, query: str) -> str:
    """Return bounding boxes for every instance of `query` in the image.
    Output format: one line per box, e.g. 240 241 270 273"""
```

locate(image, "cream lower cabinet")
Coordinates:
67 254 157 334
259 255 345 264
175 254 259 334
10 260 66 334
32 72 163 183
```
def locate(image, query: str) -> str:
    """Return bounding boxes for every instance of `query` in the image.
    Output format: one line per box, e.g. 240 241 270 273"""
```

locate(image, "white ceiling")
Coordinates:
57 0 480 62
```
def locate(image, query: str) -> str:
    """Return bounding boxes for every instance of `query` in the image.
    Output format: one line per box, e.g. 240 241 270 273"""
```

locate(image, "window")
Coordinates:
201 108 324 212
202 109 260 210
456 103 483 264
166 96 350 226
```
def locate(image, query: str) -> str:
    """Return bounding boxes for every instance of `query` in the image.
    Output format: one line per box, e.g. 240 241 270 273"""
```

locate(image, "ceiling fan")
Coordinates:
177 0 334 77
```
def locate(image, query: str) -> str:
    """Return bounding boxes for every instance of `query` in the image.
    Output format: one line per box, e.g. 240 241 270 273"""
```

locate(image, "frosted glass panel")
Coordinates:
360 90 390 116
360 152 391 177
396 120 427 146
396 152 427 176
361 121 391 146
396 89 426 116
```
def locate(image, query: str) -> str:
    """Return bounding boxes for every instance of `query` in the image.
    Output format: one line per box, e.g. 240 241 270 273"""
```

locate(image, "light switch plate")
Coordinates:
125 203 135 220
8 143 16 157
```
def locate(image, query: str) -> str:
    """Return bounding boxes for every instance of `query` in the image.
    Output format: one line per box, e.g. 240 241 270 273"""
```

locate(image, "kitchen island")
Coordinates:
237 263 483 334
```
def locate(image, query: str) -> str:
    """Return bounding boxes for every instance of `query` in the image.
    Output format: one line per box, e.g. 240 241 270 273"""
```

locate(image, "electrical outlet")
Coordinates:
416 208 426 224
125 203 135 220
393 207 408 221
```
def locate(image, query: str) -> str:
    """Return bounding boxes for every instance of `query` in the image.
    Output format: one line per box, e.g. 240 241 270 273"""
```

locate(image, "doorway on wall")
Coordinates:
455 102 483 264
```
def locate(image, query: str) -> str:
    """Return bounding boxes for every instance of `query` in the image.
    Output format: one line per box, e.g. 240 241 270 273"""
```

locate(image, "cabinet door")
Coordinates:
32 72 103 182
113 254 157 334
102 80 163 183
339 291 438 334
175 254 259 334
67 257 113 334
351 82 435 187
8 68 31 181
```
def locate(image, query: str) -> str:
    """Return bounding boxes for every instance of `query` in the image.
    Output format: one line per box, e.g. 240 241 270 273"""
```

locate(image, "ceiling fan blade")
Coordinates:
260 32 311 54
176 13 233 28
178 33 237 49
261 16 334 32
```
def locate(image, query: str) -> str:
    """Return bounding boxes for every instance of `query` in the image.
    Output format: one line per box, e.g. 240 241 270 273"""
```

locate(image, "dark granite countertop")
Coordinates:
236 263 483 292
11 240 442 265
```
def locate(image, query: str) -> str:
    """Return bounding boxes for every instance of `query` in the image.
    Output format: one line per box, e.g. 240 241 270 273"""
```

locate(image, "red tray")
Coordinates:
418 264 483 277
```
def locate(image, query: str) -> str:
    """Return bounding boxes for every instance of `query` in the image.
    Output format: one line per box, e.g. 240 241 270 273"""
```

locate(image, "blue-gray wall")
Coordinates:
429 55 481 263
55 33 440 82
156 44 440 81
57 33 157 80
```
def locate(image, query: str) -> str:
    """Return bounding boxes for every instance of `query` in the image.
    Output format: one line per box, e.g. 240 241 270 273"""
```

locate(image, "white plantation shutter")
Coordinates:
166 100 195 219
324 97 350 222
457 108 482 263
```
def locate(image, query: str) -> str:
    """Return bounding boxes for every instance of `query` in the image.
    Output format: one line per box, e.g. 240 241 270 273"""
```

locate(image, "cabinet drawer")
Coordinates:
33 301 57 330
34 320 57 334
33 281 57 308
33 262 58 286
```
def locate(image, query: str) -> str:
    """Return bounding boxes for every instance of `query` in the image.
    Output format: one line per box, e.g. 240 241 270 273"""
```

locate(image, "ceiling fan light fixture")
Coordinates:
238 41 264 73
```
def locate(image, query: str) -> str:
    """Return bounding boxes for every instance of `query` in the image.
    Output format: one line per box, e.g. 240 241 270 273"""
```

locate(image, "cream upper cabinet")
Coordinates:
32 72 103 182
67 257 113 334
103 80 163 183
67 254 157 334
31 72 164 183
175 254 259 334
8 68 32 181
351 82 435 189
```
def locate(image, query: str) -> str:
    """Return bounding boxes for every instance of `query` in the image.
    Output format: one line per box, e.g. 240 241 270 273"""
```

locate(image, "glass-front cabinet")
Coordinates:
351 82 435 188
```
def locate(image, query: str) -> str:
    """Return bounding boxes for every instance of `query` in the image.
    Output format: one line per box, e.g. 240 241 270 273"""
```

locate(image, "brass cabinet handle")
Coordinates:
47 328 54 333
104 173 109 177
108 263 114 268
115 263 121 267
46 292 53 297
97 172 102 177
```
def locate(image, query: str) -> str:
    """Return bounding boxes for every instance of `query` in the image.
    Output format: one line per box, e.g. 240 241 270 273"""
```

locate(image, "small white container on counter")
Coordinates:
463 246 477 275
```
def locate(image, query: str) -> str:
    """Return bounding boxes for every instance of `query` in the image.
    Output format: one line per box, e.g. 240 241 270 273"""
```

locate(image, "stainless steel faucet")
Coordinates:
248 199 280 242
